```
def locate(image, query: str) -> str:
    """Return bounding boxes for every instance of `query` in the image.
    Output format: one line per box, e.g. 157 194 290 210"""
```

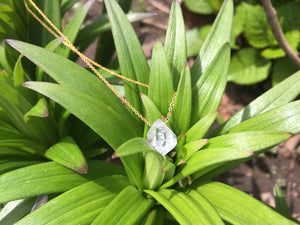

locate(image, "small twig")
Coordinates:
261 0 300 69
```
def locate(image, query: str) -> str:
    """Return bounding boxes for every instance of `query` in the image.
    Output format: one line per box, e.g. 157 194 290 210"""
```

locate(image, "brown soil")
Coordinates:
82 0 300 220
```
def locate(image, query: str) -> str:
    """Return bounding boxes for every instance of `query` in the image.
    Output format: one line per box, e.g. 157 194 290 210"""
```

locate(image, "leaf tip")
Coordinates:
22 81 30 87
246 150 254 156
177 159 186 165
289 133 295 138
170 151 176 158
112 152 119 159
4 39 14 45
79 163 88 174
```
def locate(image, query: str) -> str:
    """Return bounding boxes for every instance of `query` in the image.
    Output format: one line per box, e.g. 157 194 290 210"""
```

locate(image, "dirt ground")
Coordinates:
82 0 300 220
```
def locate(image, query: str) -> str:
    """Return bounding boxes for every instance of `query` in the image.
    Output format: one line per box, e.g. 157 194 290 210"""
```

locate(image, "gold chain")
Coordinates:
24 0 176 127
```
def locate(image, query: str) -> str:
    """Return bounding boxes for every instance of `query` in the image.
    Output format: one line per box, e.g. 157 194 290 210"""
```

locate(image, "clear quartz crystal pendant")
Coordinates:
147 119 177 156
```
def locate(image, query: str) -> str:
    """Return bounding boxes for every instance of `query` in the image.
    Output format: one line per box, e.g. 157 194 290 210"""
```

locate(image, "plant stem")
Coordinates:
261 0 300 69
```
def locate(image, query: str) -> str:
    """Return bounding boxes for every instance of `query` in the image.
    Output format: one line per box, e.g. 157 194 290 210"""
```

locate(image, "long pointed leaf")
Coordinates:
141 94 162 136
92 186 153 225
144 189 224 225
199 131 291 180
16 175 129 225
56 0 93 58
194 181 295 225
191 0 233 84
45 136 88 173
105 0 149 119
169 64 191 136
161 147 251 189
191 44 230 124
42 0 61 45
7 40 142 145
148 41 174 116
210 70 300 136
0 160 125 203
186 111 217 143
164 1 187 87
23 82 139 149
229 100 300 134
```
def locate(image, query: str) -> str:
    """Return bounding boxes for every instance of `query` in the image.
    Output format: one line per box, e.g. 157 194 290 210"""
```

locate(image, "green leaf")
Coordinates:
194 180 296 225
169 64 191 136
45 136 87 173
92 186 153 225
24 98 48 121
186 111 217 143
272 58 298 86
0 159 42 176
23 82 139 149
0 94 34 139
191 44 230 124
142 151 164 190
0 147 44 174
115 137 155 157
228 48 271 85
148 41 174 116
105 0 149 118
0 198 36 225
42 0 61 45
274 185 291 219
7 40 142 146
161 147 251 189
144 189 224 225
16 175 129 225
210 70 300 136
244 3 275 48
13 55 35 103
141 94 162 136
0 160 125 203
261 30 300 59
116 137 159 190
0 120 24 139
0 139 46 154
164 1 187 87
0 75 32 114
56 0 93 58
229 100 300 134
199 131 291 180
140 208 164 225
204 131 290 151
0 44 15 75
116 138 150 190
186 25 211 57
176 139 208 164
191 0 233 84
13 55 28 87
184 0 215 15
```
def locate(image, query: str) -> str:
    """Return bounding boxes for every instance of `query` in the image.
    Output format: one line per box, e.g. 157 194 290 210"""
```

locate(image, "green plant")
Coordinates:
1 0 300 224
186 0 300 86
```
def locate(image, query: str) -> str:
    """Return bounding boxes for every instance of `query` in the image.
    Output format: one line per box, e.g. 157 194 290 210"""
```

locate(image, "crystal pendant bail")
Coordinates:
147 119 177 156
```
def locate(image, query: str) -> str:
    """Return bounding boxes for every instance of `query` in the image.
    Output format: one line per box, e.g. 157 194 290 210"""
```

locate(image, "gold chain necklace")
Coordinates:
24 0 177 127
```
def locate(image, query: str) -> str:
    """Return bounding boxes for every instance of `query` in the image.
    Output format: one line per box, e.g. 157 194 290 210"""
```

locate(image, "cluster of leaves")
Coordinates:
0 0 300 224
186 0 300 85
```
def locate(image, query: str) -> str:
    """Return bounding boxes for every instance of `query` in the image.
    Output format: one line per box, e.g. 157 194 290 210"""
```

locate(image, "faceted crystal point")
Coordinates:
147 119 177 156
